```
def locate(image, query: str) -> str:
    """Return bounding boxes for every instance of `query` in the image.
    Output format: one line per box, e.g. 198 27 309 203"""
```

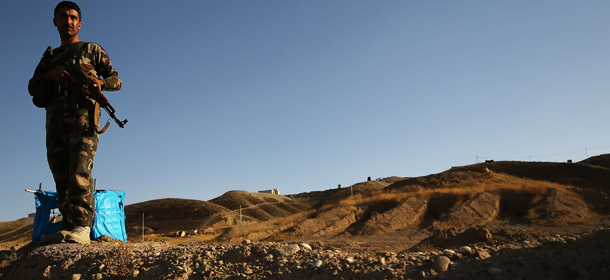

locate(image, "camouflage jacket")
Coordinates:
28 41 122 108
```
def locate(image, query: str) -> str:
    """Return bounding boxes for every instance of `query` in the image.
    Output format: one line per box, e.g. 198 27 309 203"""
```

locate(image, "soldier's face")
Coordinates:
53 7 81 39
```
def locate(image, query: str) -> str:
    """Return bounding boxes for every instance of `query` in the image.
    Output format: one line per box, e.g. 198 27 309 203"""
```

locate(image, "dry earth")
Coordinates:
1 155 610 279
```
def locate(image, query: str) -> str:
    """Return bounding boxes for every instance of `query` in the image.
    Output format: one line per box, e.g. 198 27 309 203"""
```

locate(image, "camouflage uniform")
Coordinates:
28 41 122 229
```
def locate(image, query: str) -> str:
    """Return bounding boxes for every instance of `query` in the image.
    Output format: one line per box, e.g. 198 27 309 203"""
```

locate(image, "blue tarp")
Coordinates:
92 190 127 241
32 190 62 241
32 189 127 242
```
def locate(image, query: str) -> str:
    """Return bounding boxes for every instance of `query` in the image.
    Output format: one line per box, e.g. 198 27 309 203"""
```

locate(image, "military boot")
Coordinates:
41 230 70 244
65 226 91 244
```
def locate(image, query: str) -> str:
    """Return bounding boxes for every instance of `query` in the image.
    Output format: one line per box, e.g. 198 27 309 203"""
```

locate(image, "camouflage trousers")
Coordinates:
46 97 99 229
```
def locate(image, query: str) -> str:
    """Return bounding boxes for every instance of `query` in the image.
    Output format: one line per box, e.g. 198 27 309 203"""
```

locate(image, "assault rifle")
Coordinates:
63 60 128 129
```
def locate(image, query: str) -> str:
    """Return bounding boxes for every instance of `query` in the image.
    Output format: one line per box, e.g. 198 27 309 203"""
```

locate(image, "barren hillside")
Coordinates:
1 156 609 279
125 198 232 236
115 157 610 251
0 218 33 248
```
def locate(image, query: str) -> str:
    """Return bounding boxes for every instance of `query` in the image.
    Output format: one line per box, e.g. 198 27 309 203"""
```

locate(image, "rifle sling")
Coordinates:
98 119 112 134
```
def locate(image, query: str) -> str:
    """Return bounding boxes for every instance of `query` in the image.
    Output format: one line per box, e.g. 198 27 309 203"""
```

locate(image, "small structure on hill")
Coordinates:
259 188 280 195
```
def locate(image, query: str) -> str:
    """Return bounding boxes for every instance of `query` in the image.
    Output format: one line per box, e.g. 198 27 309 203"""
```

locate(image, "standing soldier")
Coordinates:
28 1 122 244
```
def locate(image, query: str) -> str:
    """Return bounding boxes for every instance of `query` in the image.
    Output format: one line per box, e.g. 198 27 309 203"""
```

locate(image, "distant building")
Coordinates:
259 188 280 195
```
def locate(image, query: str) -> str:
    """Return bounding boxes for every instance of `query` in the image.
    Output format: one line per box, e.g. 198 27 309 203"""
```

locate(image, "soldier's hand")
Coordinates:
81 80 102 97
81 84 97 98
81 83 108 105
93 79 104 90
44 69 73 86
81 84 90 96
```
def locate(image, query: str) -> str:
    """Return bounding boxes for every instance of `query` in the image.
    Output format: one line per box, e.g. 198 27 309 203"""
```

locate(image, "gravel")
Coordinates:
1 228 609 279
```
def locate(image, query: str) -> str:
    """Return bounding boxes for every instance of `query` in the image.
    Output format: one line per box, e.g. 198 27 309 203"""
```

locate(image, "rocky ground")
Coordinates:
1 225 609 280
3 158 610 279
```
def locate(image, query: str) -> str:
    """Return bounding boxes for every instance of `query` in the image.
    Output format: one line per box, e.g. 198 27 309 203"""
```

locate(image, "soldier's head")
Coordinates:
53 1 82 44
54 1 81 22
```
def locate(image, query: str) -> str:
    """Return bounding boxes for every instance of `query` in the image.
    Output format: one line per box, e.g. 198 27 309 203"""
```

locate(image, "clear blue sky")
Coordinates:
1 1 609 222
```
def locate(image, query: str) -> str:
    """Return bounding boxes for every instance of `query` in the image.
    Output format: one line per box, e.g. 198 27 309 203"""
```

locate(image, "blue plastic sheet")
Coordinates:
32 190 62 241
92 190 127 241
31 189 127 242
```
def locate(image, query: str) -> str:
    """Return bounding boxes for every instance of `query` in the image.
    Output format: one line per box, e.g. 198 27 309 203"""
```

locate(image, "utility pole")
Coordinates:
585 148 589 163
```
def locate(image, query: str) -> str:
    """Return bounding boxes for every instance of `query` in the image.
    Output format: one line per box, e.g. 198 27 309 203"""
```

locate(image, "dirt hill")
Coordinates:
125 198 232 236
117 156 610 250
581 153 610 169
0 218 33 249
123 191 315 240
1 156 610 279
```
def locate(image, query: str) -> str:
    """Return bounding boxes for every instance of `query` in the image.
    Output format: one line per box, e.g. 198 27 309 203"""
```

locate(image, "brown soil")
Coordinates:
1 155 610 279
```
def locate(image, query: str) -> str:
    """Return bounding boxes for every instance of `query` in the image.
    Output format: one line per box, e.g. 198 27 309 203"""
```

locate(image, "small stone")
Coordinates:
275 244 300 258
299 243 312 250
312 260 323 268
132 270 140 277
97 235 112 242
458 246 473 255
345 257 355 263
43 266 52 278
475 249 491 260
432 255 451 273
442 249 455 255
72 274 81 280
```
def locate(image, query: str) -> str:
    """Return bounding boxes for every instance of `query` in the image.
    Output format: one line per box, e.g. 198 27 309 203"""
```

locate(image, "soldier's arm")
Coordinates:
28 59 52 98
91 44 122 92
28 47 76 98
